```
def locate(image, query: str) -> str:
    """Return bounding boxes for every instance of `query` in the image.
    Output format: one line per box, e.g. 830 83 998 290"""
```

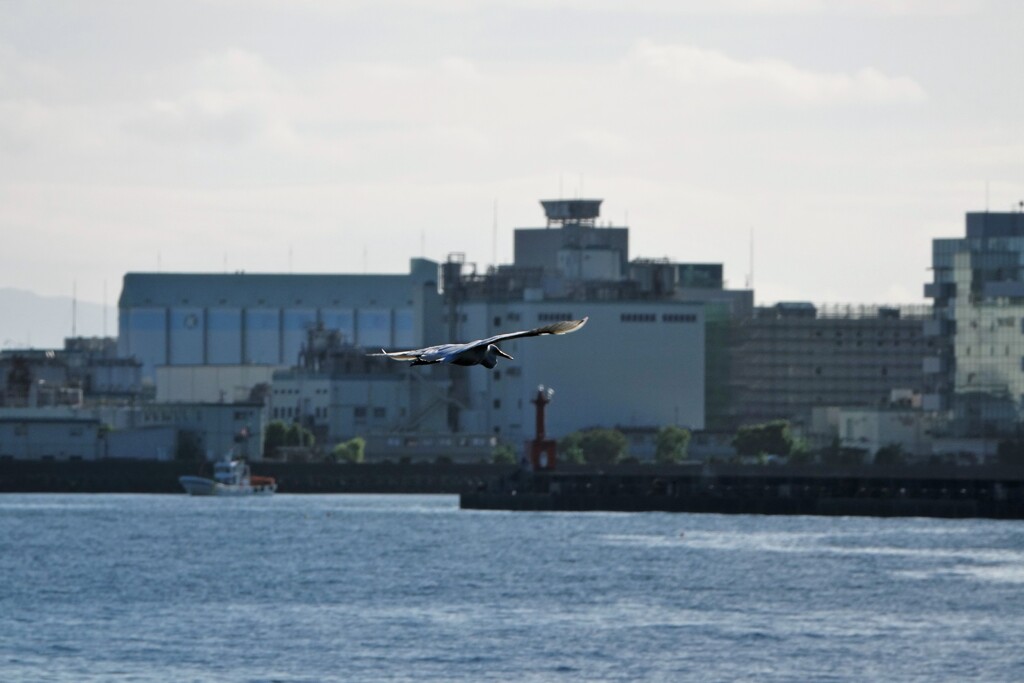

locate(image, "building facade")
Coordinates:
118 259 443 381
729 303 932 431
453 300 706 445
0 413 102 460
437 199 753 448
925 211 1024 437
0 337 141 408
107 198 751 459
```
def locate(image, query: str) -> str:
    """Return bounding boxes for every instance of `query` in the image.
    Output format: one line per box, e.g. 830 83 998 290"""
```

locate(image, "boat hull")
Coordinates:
178 475 276 496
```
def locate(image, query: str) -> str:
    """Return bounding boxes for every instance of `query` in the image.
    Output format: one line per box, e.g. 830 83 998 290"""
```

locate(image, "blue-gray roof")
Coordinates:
118 259 439 308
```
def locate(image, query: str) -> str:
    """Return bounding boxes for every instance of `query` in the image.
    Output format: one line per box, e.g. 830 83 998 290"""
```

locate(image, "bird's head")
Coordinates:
481 344 514 369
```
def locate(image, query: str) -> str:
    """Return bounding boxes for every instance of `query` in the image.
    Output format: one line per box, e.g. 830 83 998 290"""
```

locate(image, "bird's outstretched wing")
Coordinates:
368 317 588 365
473 317 588 347
367 343 467 364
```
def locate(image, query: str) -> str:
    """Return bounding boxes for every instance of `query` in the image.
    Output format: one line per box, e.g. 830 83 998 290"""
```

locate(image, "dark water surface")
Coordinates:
2 494 1023 682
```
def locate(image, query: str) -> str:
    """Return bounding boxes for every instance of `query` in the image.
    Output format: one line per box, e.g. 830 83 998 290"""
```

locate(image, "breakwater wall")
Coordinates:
8 459 1024 519
0 459 514 494
460 463 1024 519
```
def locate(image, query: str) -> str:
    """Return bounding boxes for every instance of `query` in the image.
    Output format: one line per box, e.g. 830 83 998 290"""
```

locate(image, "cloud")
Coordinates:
624 40 927 106
195 0 979 17
0 47 57 101
123 49 295 148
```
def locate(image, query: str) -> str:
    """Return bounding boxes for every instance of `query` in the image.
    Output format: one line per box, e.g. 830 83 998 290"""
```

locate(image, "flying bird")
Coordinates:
368 317 587 369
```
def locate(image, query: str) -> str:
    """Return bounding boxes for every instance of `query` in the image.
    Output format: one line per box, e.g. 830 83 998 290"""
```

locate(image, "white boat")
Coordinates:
179 457 277 496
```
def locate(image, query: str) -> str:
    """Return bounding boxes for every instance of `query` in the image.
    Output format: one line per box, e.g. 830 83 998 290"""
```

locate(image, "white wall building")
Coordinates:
837 407 936 460
0 414 102 460
454 301 705 445
156 365 279 403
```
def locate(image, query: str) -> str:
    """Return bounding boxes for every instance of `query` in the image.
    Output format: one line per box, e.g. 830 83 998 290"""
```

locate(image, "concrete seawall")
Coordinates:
460 464 1024 519
0 459 514 494
6 460 1024 519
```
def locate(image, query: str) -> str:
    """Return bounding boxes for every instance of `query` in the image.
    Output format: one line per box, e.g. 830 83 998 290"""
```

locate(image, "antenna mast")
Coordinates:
492 199 498 268
747 227 755 290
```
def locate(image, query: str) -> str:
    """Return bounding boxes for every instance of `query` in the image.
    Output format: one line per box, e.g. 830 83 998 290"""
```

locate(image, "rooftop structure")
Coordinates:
540 199 603 227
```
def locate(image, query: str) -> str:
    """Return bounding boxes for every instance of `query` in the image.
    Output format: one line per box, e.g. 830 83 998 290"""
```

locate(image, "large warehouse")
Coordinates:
117 258 443 381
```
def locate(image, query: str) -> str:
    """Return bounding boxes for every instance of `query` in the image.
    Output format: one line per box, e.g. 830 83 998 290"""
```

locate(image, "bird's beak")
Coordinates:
496 347 513 360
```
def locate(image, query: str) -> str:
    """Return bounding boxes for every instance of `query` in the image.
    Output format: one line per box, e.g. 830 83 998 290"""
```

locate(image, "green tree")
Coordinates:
655 426 691 464
874 442 906 466
788 438 815 465
285 422 316 448
558 431 585 464
579 428 628 465
331 437 365 464
733 420 793 458
264 420 289 459
492 443 517 465
788 451 814 465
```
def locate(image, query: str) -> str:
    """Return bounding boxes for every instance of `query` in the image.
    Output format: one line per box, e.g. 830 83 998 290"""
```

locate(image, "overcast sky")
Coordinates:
2 0 1022 317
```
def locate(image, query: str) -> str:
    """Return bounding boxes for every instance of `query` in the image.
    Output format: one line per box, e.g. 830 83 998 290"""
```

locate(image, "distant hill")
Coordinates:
0 288 117 350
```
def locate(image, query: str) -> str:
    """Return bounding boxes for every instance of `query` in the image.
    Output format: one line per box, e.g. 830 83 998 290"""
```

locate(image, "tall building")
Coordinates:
444 199 752 447
925 211 1024 437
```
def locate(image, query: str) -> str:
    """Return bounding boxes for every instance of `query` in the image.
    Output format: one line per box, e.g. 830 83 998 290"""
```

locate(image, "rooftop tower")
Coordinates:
539 199 603 228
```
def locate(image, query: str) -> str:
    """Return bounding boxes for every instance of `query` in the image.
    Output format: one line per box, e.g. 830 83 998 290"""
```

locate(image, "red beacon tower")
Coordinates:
526 385 557 471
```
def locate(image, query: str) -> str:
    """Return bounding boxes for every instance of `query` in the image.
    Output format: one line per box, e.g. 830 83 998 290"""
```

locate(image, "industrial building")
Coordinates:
0 413 103 460
269 326 460 460
435 198 755 451
925 210 1024 437
0 402 264 462
452 300 705 444
73 199 1024 464
0 338 142 408
110 198 742 460
117 259 444 382
728 302 933 433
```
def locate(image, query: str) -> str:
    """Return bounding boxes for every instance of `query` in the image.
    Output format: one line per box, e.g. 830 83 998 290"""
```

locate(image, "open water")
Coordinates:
1 493 1023 682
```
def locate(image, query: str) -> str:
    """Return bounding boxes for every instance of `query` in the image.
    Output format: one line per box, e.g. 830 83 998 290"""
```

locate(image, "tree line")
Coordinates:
260 417 1024 466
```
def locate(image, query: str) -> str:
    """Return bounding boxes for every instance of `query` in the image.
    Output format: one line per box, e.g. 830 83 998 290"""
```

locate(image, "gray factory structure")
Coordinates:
117 258 444 379
17 200 1024 463
116 199 744 460
109 197 959 462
